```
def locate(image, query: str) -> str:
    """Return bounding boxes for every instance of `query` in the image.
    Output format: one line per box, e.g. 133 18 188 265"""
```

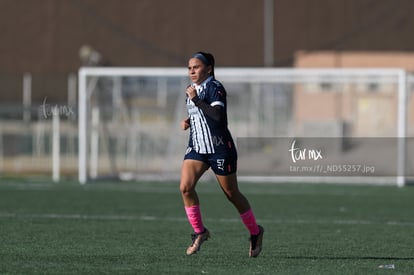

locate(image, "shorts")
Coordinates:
184 147 237 176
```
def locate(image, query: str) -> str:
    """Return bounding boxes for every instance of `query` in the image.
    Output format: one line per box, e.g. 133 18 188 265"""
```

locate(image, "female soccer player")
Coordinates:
180 52 264 257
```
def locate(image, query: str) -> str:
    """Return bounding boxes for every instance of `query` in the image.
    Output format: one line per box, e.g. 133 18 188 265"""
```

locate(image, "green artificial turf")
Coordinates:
0 177 413 274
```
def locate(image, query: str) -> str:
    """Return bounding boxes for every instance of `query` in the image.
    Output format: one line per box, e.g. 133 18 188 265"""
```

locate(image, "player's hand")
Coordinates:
186 86 197 99
181 118 190 130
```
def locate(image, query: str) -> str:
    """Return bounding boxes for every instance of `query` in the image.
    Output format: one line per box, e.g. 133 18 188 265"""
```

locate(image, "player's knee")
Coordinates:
223 189 239 202
180 182 195 197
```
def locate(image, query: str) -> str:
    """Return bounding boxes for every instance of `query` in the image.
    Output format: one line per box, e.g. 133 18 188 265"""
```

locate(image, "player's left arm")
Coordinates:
191 96 224 122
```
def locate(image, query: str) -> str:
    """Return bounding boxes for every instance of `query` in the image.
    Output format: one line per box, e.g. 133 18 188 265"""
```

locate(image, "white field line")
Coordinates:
0 212 414 227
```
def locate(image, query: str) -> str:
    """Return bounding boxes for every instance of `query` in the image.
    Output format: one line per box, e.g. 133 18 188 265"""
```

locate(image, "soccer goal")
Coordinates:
78 67 412 186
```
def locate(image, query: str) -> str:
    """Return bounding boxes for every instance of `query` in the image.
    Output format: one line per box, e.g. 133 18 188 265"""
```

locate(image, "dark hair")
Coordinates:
192 52 215 77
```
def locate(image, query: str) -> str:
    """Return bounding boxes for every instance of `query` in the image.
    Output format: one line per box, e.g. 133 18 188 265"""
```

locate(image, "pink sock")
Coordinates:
184 205 205 234
240 209 260 235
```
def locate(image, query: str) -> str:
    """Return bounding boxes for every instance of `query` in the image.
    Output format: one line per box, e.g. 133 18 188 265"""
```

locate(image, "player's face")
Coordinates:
188 58 211 85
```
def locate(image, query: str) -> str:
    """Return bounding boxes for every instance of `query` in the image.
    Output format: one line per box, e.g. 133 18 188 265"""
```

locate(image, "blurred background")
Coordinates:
0 0 413 182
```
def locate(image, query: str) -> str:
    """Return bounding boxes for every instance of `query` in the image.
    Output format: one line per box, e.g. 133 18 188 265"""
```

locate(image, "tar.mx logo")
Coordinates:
38 97 75 120
288 139 323 163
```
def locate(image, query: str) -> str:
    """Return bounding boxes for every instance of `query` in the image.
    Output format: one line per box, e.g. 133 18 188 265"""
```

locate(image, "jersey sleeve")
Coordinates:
206 81 226 107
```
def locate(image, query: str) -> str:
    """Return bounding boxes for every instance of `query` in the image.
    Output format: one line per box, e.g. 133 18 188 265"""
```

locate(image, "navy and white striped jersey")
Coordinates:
186 76 234 154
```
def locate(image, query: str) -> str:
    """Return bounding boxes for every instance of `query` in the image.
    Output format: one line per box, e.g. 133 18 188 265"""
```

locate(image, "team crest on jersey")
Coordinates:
199 91 206 100
197 88 206 100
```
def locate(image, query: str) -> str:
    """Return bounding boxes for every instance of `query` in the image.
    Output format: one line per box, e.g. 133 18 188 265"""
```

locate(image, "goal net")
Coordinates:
78 68 412 186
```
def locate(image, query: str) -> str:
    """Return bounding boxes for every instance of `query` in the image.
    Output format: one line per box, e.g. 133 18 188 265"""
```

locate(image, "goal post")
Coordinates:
78 67 411 186
397 70 408 187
